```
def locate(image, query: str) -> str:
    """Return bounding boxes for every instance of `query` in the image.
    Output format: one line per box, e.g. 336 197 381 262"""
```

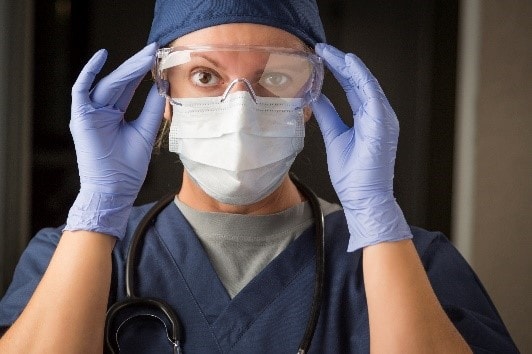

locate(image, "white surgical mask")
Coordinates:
169 91 305 205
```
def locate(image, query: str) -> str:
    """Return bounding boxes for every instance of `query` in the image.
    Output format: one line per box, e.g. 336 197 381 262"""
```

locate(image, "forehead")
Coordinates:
170 23 308 50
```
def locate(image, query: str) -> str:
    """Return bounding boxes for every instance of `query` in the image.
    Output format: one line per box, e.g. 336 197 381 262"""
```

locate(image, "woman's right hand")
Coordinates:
65 43 165 239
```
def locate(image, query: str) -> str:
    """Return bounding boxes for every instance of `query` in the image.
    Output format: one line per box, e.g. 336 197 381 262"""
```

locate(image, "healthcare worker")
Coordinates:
0 1 519 353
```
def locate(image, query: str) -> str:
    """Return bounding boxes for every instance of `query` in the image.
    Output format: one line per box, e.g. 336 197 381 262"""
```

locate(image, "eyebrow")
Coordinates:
189 53 272 79
190 54 227 72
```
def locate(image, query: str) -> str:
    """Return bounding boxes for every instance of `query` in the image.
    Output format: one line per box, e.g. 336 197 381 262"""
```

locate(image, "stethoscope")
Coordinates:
105 174 325 354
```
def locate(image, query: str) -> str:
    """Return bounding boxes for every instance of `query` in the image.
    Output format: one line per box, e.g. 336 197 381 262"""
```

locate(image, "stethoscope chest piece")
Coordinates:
105 296 182 353
105 192 182 354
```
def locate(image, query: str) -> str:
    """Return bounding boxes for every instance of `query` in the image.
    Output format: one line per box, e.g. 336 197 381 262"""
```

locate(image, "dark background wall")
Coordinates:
31 0 457 239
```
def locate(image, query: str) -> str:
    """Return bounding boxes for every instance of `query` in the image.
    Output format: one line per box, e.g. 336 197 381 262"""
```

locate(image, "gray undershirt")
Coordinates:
175 197 341 298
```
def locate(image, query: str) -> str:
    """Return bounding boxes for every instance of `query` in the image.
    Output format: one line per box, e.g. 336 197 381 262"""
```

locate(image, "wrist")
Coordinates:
64 190 136 239
342 196 412 252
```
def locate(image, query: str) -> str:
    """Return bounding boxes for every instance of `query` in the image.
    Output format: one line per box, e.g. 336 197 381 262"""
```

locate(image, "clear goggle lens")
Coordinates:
154 45 323 106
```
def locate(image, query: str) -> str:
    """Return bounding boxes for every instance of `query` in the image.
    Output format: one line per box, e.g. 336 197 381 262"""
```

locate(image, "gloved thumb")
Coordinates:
311 94 349 146
131 84 166 145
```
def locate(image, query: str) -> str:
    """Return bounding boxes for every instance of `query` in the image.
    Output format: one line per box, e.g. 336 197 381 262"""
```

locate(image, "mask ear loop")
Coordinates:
220 78 258 103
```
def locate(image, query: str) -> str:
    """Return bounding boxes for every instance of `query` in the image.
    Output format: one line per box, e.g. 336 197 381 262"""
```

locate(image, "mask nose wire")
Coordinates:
220 78 258 103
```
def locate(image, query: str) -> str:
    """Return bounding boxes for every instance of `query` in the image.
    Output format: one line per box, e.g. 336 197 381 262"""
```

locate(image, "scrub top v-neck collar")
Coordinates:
151 202 316 348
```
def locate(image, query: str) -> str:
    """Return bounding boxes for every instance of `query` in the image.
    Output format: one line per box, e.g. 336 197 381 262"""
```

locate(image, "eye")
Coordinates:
190 69 221 87
261 72 291 88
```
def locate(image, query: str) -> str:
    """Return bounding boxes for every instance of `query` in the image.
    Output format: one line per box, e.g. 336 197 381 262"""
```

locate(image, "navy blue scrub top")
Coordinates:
0 201 519 353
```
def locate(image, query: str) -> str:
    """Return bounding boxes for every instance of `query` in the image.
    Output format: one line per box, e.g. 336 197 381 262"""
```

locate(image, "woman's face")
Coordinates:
164 23 314 120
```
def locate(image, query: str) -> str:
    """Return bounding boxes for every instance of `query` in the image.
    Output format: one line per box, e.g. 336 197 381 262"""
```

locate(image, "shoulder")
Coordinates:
0 226 64 328
409 226 451 257
14 226 64 269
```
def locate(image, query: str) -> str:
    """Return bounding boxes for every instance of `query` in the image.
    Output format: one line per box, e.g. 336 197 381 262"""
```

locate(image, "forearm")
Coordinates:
363 239 471 354
0 231 115 353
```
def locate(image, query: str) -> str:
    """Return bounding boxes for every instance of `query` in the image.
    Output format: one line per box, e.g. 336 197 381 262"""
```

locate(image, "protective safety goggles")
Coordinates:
154 45 324 106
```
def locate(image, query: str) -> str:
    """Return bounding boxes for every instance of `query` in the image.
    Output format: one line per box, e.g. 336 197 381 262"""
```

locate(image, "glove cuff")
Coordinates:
343 197 412 252
64 191 136 239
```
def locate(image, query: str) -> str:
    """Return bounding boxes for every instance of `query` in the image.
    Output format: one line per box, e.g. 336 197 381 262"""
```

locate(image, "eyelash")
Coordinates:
186 67 293 91
190 68 222 87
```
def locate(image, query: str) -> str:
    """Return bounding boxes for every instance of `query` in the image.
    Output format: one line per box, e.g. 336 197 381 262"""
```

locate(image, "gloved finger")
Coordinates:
315 44 352 90
343 53 398 140
310 94 349 146
113 73 148 112
315 44 348 80
90 52 154 109
319 44 378 94
90 42 157 108
90 54 153 109
344 53 387 102
71 49 108 108
130 84 166 145
315 44 363 114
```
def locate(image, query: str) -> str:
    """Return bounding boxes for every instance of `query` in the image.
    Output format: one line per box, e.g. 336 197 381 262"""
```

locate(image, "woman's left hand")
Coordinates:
311 43 412 251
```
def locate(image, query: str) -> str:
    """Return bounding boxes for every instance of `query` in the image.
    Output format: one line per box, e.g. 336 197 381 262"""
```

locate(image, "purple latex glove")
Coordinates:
64 43 165 239
311 44 412 251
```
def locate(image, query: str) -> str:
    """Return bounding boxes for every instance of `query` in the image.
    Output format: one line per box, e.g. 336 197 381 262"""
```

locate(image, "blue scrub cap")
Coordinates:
147 0 326 48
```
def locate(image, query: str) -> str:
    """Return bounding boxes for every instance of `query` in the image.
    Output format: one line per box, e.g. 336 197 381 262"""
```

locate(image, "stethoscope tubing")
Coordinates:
105 174 324 353
290 174 325 354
